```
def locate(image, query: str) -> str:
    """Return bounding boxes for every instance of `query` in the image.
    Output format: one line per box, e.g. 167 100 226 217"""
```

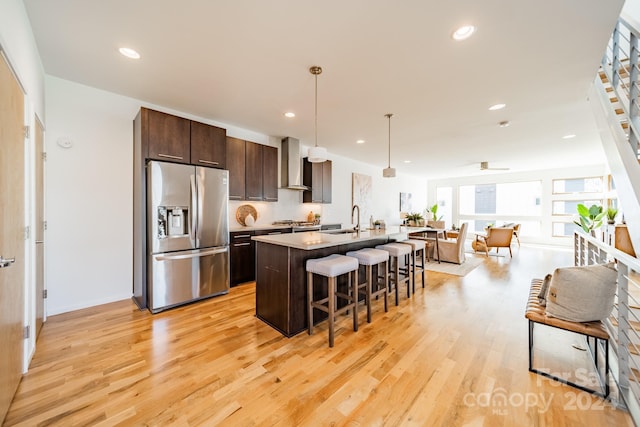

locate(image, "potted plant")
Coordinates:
574 203 605 235
406 212 424 227
428 203 443 221
606 207 618 225
374 220 381 230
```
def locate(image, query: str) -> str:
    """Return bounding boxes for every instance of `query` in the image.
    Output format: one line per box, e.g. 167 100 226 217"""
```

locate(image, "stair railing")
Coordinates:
601 16 640 156
574 231 640 422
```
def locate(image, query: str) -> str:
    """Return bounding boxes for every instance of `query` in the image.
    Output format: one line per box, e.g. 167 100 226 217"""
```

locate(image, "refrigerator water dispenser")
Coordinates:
157 206 188 238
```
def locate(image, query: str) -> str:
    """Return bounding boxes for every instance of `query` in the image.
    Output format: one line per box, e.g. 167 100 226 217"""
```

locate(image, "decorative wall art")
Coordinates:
399 192 412 213
352 173 373 226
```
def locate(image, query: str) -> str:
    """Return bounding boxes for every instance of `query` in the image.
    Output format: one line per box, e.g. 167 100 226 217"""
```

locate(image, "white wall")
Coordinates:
45 77 138 314
0 0 45 119
45 76 427 315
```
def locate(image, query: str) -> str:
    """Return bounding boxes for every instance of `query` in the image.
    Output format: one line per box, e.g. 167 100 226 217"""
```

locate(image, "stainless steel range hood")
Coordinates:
280 137 309 190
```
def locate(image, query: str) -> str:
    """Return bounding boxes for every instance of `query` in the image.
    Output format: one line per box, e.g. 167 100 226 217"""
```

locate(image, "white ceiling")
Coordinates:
23 0 625 179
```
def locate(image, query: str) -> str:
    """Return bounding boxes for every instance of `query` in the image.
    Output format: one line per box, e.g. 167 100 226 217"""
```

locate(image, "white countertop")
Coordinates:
229 224 293 233
252 226 432 250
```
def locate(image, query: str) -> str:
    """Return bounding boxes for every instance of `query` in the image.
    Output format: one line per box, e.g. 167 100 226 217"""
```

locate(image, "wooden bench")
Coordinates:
525 278 610 397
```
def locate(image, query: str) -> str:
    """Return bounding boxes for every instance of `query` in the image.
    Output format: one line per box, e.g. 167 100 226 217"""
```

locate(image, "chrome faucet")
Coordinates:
352 204 361 234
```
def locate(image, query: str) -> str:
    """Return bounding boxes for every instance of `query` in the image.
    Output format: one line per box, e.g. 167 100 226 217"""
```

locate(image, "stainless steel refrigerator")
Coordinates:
146 161 230 313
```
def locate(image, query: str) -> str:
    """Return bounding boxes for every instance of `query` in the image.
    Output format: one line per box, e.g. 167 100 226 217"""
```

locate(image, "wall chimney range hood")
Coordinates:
280 137 309 190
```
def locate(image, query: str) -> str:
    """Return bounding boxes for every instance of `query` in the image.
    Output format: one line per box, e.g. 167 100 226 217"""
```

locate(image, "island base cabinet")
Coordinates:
255 243 291 335
255 238 388 337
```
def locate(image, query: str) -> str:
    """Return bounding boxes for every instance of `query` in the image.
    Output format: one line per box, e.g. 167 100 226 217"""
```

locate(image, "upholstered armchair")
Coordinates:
473 227 514 257
501 222 521 247
438 222 468 264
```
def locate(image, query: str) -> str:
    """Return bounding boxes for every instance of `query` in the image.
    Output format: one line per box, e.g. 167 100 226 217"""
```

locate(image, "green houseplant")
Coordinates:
606 207 618 225
428 203 442 221
405 212 424 226
574 203 605 234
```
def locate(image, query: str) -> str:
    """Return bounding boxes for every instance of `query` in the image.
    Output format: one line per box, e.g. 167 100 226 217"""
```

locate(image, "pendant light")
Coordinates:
307 66 328 163
383 113 396 177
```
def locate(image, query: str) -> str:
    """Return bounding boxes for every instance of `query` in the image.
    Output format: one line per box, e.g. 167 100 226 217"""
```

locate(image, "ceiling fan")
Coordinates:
480 161 510 171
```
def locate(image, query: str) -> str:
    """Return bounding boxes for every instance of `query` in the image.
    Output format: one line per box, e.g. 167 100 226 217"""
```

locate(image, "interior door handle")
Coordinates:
0 256 16 268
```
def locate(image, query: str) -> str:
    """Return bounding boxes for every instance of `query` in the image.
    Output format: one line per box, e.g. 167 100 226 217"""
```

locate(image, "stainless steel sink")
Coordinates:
321 228 358 235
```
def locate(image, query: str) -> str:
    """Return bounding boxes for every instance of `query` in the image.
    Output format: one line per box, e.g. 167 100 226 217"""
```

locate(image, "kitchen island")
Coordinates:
252 226 428 337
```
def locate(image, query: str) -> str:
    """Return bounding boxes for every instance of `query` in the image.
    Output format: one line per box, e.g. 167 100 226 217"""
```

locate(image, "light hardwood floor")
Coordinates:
4 245 634 426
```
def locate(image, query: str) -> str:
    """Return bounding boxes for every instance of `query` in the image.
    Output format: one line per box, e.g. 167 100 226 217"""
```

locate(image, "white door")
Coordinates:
0 52 26 423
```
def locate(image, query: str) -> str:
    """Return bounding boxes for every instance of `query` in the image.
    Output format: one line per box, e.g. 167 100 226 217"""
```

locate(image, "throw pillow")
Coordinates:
545 263 617 322
537 274 553 307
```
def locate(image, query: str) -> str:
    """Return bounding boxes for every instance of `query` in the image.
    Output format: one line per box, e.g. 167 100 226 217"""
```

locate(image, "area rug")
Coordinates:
424 256 483 276
465 250 505 258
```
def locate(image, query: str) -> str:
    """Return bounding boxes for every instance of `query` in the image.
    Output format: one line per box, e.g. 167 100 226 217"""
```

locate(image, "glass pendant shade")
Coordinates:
308 146 327 163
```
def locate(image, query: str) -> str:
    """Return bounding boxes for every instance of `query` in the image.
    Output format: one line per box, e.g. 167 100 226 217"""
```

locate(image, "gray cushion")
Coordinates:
537 274 552 307
545 263 617 322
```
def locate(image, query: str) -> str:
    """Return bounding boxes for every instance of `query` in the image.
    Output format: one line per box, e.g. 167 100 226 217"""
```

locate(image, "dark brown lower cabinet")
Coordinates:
230 231 254 286
230 228 291 286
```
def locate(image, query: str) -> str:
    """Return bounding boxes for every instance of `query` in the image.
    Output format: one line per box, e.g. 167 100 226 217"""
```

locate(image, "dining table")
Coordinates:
408 227 446 263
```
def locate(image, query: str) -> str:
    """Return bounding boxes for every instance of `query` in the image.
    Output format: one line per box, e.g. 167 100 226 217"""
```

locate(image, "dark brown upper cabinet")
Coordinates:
303 158 332 203
226 136 246 200
262 145 278 202
144 108 191 164
190 121 226 169
226 138 278 202
245 141 263 201
140 107 227 168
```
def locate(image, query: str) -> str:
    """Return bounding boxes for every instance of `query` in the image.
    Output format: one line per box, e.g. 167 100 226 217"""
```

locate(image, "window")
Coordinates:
460 182 541 215
552 177 603 194
552 200 602 216
496 182 541 215
459 181 541 234
553 221 582 237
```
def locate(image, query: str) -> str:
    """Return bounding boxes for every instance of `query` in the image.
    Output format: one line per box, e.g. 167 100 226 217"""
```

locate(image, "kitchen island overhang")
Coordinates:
252 227 430 337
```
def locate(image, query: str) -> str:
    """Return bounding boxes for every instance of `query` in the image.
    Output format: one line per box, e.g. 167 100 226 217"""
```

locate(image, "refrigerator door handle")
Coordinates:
155 247 228 261
189 174 197 243
197 173 204 241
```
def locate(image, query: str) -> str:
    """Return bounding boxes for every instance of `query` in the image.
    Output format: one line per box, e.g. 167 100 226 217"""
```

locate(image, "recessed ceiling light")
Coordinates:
498 120 510 128
119 47 140 59
562 134 576 139
356 139 365 144
404 160 411 163
452 25 476 41
284 112 295 118
489 103 506 111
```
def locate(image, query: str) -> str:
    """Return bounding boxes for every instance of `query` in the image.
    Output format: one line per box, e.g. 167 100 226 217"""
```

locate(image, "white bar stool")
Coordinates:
375 243 412 305
306 254 359 347
346 248 389 323
398 239 426 292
